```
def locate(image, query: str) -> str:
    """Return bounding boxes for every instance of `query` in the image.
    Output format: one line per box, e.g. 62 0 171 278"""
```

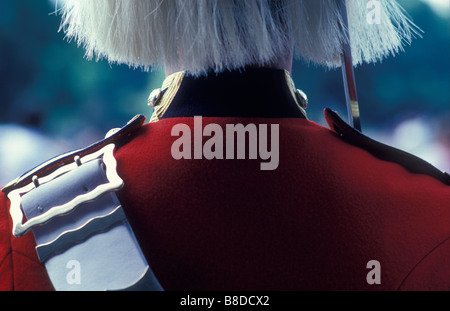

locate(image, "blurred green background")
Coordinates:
0 0 449 185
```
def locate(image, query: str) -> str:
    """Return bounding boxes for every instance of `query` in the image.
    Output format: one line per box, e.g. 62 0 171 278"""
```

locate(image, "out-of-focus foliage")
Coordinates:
0 0 449 185
0 0 164 146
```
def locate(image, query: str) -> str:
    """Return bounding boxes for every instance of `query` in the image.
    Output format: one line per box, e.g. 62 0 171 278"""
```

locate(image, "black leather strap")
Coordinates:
324 108 450 186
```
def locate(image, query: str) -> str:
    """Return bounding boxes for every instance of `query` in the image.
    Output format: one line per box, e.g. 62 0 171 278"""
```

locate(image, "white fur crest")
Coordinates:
58 0 419 76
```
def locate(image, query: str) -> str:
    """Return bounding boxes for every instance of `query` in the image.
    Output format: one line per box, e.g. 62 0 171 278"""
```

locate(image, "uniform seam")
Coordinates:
11 249 41 264
396 236 450 291
0 250 12 268
2 200 15 290
0 252 13 290
9 222 15 291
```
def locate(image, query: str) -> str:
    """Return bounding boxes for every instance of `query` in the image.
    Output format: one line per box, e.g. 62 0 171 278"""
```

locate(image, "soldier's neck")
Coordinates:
164 51 293 77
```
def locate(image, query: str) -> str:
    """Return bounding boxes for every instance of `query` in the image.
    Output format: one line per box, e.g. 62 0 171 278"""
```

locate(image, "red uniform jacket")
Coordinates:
0 69 449 290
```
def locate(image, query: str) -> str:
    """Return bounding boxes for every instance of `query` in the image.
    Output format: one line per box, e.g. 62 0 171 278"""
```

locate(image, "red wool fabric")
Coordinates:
0 117 449 290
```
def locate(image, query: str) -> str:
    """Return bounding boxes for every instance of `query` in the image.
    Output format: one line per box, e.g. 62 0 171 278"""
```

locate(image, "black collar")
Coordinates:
150 68 307 121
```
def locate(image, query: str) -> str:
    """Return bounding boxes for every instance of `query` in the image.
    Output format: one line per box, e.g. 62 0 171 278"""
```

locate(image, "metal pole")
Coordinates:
340 0 362 132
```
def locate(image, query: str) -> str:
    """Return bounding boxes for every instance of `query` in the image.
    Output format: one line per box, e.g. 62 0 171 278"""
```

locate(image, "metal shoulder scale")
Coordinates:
4 115 163 291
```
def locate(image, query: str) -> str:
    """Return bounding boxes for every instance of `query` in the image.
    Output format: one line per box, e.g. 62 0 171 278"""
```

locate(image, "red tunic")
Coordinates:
0 69 449 290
